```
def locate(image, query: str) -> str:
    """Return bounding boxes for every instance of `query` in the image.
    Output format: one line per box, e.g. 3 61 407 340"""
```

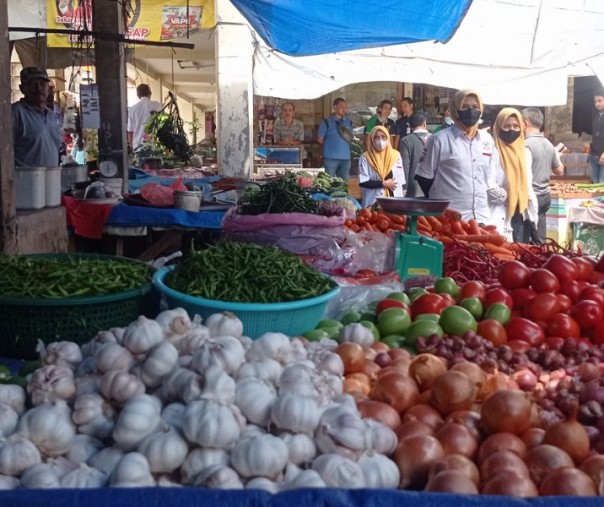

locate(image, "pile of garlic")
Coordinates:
0 309 399 490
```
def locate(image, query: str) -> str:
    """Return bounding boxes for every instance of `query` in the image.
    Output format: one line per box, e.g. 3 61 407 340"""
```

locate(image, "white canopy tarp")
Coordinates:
251 0 604 106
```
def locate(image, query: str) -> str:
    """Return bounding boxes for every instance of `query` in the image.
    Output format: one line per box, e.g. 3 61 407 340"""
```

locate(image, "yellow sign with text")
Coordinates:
47 0 215 48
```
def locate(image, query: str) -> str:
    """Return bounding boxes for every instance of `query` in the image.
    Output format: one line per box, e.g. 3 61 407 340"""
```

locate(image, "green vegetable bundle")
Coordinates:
166 242 335 303
312 171 349 196
0 256 152 298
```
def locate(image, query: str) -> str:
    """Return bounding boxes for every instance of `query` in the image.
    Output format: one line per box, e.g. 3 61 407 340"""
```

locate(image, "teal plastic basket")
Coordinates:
153 267 340 339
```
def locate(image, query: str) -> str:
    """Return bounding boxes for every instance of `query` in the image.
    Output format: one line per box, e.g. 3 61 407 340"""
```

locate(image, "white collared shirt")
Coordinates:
127 97 162 149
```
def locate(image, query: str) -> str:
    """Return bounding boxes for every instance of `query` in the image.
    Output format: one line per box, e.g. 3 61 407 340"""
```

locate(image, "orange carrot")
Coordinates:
418 216 431 229
453 234 506 246
443 208 462 221
481 224 498 233
450 221 466 235
350 224 360 233
417 225 432 235
426 216 443 232
483 242 514 255
467 219 481 235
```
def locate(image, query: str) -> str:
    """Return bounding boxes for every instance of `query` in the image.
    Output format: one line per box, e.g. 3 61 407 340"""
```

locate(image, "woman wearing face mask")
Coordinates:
490 107 538 242
415 89 501 225
358 125 405 208
433 107 454 133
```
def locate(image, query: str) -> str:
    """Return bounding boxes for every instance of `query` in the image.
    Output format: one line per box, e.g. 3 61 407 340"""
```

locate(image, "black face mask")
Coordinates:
456 108 481 127
499 129 521 144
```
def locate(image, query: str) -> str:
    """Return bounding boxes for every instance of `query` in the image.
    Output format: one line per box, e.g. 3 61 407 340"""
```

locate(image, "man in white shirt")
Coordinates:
127 84 161 149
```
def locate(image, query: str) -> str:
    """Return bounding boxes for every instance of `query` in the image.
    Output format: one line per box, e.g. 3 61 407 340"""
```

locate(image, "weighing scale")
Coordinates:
376 197 450 282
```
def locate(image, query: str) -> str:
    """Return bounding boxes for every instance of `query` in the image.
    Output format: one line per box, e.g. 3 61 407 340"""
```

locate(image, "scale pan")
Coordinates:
376 197 450 213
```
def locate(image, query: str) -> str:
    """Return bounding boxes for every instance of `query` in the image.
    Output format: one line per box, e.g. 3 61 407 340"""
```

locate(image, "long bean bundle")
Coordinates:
166 242 335 303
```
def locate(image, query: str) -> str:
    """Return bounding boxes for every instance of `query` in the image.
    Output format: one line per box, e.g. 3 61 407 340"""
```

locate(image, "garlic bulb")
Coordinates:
65 434 103 463
311 453 366 489
94 343 135 374
271 393 321 433
17 401 75 457
182 398 245 448
27 364 76 405
338 323 375 348
0 436 41 475
137 424 189 473
205 311 244 338
173 327 210 355
357 451 400 488
235 358 283 385
364 419 397 455
122 316 164 355
20 463 60 488
177 355 193 368
279 432 317 465
231 433 288 479
192 464 243 489
246 332 292 363
160 367 203 403
0 385 25 414
237 335 253 352
46 456 79 478
190 335 245 376
99 370 145 405
246 477 280 493
109 452 155 487
278 363 316 397
201 364 236 403
72 393 115 439
155 307 192 340
241 424 267 439
75 356 97 376
282 467 325 489
235 377 277 426
87 447 124 477
112 394 162 451
315 404 367 460
180 448 230 485
161 402 186 433
74 371 100 397
38 340 83 369
0 474 20 489
0 404 18 438
157 474 183 487
314 351 345 377
138 341 179 387
60 463 107 488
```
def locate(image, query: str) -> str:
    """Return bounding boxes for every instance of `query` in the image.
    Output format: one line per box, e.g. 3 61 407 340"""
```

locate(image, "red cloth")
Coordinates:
62 195 115 239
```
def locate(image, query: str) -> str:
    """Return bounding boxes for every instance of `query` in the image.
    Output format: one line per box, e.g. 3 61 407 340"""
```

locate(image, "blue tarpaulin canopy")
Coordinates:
230 0 473 56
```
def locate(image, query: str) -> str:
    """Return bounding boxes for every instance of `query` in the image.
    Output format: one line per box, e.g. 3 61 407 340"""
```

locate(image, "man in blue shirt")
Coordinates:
318 97 353 180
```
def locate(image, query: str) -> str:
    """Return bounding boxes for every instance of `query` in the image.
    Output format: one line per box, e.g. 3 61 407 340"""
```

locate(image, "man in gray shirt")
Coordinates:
522 108 564 244
12 67 61 167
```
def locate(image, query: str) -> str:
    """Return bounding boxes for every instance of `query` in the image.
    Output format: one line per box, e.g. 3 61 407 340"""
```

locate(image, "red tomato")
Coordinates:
545 337 565 350
459 280 487 303
569 300 604 330
559 280 585 304
589 270 604 286
556 293 572 313
505 317 546 347
579 286 604 313
595 255 604 273
376 298 410 315
543 254 578 284
529 268 561 294
572 257 595 281
484 287 514 310
477 319 508 346
511 288 537 311
355 269 377 278
410 293 447 317
439 293 457 308
498 261 531 290
546 313 580 339
523 293 562 322
591 321 604 345
507 340 532 353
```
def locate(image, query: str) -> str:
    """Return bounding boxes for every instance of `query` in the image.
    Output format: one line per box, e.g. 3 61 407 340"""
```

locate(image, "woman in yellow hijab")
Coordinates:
358 125 405 208
491 107 538 242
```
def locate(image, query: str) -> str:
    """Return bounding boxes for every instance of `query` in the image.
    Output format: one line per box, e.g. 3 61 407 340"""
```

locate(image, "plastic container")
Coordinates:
174 190 202 212
45 166 62 207
15 166 46 210
61 165 89 192
153 267 340 339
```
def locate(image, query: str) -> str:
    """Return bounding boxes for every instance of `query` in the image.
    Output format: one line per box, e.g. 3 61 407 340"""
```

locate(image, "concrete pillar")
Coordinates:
545 78 574 140
215 1 254 177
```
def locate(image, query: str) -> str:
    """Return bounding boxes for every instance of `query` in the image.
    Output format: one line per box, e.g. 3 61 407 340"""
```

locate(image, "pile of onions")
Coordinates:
579 455 604 494
477 433 527 464
481 470 538 497
539 468 597 496
402 404 443 429
542 404 590 464
524 444 574 485
430 371 477 415
425 470 478 494
394 434 444 489
434 423 478 459
428 454 480 485
357 400 401 430
480 389 532 435
370 371 418 413
408 354 447 392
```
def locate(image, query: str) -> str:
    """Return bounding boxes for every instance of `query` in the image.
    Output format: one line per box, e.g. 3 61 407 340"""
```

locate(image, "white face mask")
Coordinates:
372 138 389 151
444 116 453 126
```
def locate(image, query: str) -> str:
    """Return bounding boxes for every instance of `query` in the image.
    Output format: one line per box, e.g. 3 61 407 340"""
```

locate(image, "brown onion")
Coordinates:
434 422 478 459
377 361 411 378
524 444 574 485
520 427 545 450
388 348 412 361
343 377 369 396
336 342 365 374
395 420 434 441
428 454 480 485
450 361 488 400
416 388 432 404
370 371 418 413
408 353 447 392
357 400 401 430
579 454 604 495
543 403 590 464
371 341 390 353
402 404 443 429
539 467 597 496
394 434 444 489
430 370 477 415
361 360 381 381
445 410 481 440
477 432 527 464
480 450 530 482
425 470 478 494
481 471 538 497
480 389 533 435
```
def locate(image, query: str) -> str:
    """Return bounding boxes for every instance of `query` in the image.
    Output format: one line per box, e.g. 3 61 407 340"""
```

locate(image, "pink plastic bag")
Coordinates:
140 183 175 206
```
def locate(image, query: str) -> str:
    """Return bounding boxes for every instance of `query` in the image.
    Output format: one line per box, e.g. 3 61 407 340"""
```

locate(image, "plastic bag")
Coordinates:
140 183 175 206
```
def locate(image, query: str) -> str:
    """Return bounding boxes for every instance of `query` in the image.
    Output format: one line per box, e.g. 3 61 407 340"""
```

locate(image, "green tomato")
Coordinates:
438 305 477 336
403 320 443 349
387 291 411 305
460 297 484 320
360 320 380 341
359 311 377 324
407 288 429 303
382 335 404 348
303 329 330 342
434 277 461 298
340 310 363 325
317 320 343 331
413 313 441 323
377 307 411 337
484 302 512 325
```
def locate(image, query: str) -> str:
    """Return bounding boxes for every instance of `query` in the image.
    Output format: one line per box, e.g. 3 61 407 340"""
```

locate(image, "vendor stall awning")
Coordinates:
229 0 473 56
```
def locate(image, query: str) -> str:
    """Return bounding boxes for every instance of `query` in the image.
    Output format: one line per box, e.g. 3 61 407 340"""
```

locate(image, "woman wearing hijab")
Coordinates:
415 89 501 224
490 107 538 242
358 125 405 208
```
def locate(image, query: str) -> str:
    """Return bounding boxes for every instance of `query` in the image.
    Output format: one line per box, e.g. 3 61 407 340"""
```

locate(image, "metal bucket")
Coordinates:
173 190 202 212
